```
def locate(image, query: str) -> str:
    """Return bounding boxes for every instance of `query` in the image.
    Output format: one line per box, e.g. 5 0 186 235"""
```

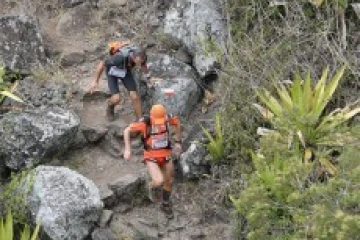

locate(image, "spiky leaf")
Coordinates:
256 89 283 117
0 90 24 103
20 225 30 240
303 70 313 112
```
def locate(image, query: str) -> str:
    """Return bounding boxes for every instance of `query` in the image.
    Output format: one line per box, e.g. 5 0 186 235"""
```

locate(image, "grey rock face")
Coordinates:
0 15 47 74
0 107 80 170
174 47 193 64
60 51 86 67
91 227 118 240
16 77 70 108
98 210 114 228
110 217 160 240
179 120 215 178
108 174 146 204
180 141 210 179
164 0 225 77
28 166 103 240
128 218 160 240
81 124 108 143
143 54 202 117
56 3 96 37
99 186 116 208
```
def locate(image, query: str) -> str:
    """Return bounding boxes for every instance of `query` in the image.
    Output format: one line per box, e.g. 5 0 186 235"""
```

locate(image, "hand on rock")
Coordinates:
173 143 182 157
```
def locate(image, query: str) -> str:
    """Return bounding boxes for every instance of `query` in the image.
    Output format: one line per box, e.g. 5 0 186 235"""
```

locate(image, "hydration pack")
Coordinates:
140 115 172 151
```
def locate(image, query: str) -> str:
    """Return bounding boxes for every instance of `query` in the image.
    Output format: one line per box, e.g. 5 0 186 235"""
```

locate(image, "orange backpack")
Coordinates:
108 40 131 55
141 115 172 151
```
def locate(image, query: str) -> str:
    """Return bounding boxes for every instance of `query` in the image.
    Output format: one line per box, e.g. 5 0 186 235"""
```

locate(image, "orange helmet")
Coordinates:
150 104 167 124
108 40 130 55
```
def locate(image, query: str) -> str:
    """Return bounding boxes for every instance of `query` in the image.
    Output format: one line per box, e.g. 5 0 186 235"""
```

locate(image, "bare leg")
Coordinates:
162 160 175 193
146 160 164 188
106 93 121 121
145 160 164 202
108 93 121 106
129 91 142 120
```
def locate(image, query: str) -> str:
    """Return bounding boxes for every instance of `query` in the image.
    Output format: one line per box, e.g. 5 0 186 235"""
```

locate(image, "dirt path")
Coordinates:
66 82 145 190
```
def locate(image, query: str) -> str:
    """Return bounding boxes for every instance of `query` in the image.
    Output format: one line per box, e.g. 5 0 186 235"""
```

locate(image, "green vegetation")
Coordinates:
254 65 359 176
212 1 360 239
231 144 360 240
230 66 359 239
201 113 225 164
0 170 35 225
0 211 40 240
0 65 23 103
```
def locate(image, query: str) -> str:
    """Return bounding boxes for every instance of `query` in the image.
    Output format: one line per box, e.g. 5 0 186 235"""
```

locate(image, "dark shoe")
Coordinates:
148 185 162 203
160 201 174 219
106 104 115 121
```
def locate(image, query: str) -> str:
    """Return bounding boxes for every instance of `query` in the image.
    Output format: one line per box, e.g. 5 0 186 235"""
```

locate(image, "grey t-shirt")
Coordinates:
105 53 129 71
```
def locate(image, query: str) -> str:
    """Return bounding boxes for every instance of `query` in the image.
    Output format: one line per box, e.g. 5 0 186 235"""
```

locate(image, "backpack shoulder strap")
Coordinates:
118 44 138 58
140 115 151 150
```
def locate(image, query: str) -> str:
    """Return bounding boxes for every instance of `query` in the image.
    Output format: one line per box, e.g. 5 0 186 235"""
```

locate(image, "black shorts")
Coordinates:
106 71 137 94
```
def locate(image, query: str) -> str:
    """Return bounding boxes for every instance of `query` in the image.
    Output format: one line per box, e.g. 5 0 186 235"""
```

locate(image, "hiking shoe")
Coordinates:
106 104 115 121
160 201 174 219
148 185 162 203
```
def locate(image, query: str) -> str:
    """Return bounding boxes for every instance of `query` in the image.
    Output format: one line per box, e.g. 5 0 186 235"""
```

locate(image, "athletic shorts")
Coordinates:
144 156 172 167
106 71 137 94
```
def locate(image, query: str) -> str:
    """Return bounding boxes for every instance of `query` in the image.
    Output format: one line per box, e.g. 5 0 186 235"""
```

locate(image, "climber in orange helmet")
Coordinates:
123 104 182 219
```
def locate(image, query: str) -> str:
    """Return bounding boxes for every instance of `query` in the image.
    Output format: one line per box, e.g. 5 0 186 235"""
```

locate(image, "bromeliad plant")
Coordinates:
254 65 360 176
0 211 40 240
201 113 225 164
0 65 23 103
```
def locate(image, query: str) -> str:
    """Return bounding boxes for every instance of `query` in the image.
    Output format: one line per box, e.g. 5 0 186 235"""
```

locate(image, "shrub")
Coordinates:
254 65 360 176
221 2 360 239
218 1 359 165
234 64 360 238
231 144 360 239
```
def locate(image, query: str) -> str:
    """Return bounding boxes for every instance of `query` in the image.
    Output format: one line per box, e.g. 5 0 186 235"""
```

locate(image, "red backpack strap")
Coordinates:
140 115 151 150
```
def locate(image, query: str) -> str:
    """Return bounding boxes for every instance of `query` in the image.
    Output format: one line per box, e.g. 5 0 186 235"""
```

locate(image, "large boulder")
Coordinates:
0 107 80 170
28 166 103 240
15 76 70 108
0 15 47 74
164 0 225 78
56 3 97 37
141 54 202 117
